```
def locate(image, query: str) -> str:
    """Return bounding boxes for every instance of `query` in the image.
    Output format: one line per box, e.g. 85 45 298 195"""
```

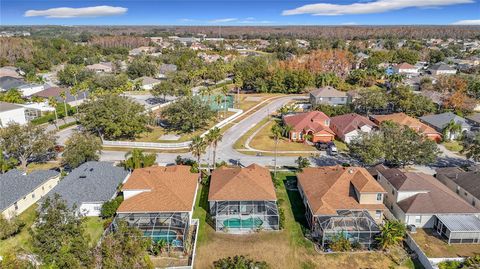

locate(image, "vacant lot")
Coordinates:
411 229 480 258
193 172 418 269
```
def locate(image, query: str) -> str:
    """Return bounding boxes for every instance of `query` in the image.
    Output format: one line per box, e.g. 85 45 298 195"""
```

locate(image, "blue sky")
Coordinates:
1 0 479 25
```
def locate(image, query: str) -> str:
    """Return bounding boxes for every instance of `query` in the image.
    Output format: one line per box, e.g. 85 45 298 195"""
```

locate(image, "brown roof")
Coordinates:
297 166 386 215
375 165 479 214
436 167 480 200
395 62 415 69
330 113 377 137
283 111 335 135
117 165 199 213
32 87 66 98
309 86 347 98
208 164 276 201
371 113 440 136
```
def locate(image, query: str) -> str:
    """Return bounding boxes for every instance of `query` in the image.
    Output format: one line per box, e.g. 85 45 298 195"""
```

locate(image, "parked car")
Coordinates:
315 142 329 151
327 142 337 155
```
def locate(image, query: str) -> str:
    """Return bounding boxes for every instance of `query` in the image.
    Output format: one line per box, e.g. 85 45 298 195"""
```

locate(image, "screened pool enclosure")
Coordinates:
209 201 279 232
113 212 191 251
315 210 380 249
434 215 480 244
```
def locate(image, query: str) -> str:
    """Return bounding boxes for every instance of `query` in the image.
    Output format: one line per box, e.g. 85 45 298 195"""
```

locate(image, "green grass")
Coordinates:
192 184 210 245
333 140 349 152
82 217 104 247
59 121 78 130
0 205 38 256
443 140 463 152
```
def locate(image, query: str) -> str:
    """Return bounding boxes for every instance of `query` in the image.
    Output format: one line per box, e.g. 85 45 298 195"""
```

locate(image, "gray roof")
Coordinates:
467 113 480 124
419 112 470 131
309 86 347 98
48 161 129 207
429 63 456 71
0 101 24 113
159 64 177 74
436 214 480 232
0 169 60 211
0 76 27 90
137 76 161 86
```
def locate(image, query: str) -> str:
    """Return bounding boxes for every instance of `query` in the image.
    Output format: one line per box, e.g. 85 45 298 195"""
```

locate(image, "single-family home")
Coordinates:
0 101 27 127
48 161 129 216
297 166 386 249
1 169 60 219
330 113 377 143
466 113 480 128
371 113 442 142
208 164 279 233
158 64 178 78
115 165 199 251
86 62 113 73
393 63 419 76
283 111 335 143
419 112 471 140
0 76 44 96
129 46 156 56
429 63 457 76
136 76 161 90
0 66 22 79
33 87 89 107
372 165 480 244
309 86 349 106
436 167 480 210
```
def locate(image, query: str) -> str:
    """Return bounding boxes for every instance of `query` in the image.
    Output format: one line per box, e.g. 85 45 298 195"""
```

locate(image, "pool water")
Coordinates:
144 230 177 243
223 217 263 228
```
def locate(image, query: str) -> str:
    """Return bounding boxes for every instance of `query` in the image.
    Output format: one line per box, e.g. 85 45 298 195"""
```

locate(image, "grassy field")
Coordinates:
411 229 480 258
442 140 463 152
193 172 418 269
0 205 38 256
26 161 60 173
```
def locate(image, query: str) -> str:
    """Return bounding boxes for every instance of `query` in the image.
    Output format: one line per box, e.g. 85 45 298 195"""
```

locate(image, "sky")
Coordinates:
0 0 479 26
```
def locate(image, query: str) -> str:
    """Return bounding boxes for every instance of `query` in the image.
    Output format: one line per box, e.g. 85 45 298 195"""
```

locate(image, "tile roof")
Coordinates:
309 86 347 98
372 113 441 136
48 161 128 207
436 167 480 200
330 113 377 137
283 111 335 135
297 166 385 215
208 164 276 201
375 165 478 214
118 165 198 213
137 76 161 86
1 169 60 211
419 112 470 131
395 62 415 69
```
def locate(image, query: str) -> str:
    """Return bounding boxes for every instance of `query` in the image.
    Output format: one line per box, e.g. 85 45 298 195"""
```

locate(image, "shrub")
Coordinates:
100 196 123 219
0 215 25 240
278 207 285 230
213 255 269 269
329 233 352 252
438 260 462 269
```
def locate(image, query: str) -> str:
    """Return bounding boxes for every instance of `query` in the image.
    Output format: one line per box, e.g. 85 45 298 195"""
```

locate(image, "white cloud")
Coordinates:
25 5 127 18
282 0 473 16
451 19 480 25
341 22 358 25
208 18 238 23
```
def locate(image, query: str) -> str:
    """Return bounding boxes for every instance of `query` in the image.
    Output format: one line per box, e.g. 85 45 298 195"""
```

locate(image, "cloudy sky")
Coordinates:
1 0 479 25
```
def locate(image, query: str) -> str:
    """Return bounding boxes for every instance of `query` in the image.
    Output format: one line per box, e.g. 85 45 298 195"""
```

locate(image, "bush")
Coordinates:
0 215 25 240
438 260 462 269
329 233 352 252
213 255 269 269
100 196 124 218
278 207 285 230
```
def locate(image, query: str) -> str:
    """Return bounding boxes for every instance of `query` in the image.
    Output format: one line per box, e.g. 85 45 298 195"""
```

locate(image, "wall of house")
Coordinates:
405 214 436 228
311 96 348 106
2 175 60 219
436 175 480 210
79 202 103 217
0 108 27 127
359 193 384 204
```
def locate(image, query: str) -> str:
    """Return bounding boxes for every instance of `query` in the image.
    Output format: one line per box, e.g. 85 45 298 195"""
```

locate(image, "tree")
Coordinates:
442 120 463 141
390 86 436 117
354 88 388 115
462 133 480 161
123 148 156 170
205 127 223 170
428 49 445 64
60 90 69 119
221 86 229 117
330 233 352 252
62 132 102 168
152 80 175 102
0 89 24 104
213 255 268 269
295 156 310 171
127 58 157 79
0 214 24 240
189 135 207 170
214 95 223 117
0 123 56 171
100 196 123 219
271 123 283 178
48 97 59 129
98 221 152 269
31 194 93 268
57 64 93 86
0 147 17 173
0 252 35 269
161 96 215 133
376 220 406 250
78 95 150 140
350 132 385 166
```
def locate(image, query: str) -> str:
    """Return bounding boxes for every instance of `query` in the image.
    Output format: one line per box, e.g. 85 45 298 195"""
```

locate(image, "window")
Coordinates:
14 202 18 210
415 216 422 224
42 186 44 191
291 132 297 139
31 193 35 199
376 193 383 201
94 206 101 211
392 189 395 195
375 210 382 219
473 199 476 207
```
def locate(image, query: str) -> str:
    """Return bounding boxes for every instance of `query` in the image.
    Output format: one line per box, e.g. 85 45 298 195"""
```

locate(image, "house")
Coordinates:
48 162 129 216
466 112 480 128
283 111 335 143
1 169 60 219
330 113 377 144
0 66 22 79
33 87 89 107
393 63 419 76
136 76 161 90
297 166 386 249
0 101 27 127
86 62 113 73
114 165 199 251
371 113 442 142
208 164 279 233
158 64 177 78
0 76 44 96
436 167 480 210
419 112 471 140
129 46 156 56
429 63 457 76
309 86 349 106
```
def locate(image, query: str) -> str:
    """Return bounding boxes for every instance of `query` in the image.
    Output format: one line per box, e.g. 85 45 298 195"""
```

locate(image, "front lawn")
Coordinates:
410 229 480 258
0 204 37 256
443 140 463 152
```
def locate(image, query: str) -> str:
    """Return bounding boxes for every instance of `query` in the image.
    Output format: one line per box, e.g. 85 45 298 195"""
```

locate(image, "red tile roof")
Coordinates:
330 113 376 138
283 111 335 135
372 113 440 137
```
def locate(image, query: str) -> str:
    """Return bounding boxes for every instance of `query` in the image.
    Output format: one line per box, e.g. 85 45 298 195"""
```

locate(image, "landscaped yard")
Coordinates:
83 217 105 247
26 161 60 173
0 204 37 256
442 140 463 152
193 172 419 269
410 229 480 258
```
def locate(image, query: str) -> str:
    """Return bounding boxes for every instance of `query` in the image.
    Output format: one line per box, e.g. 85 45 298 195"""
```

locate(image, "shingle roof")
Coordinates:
208 164 276 201
419 112 470 131
429 63 456 71
0 169 60 211
309 86 347 98
117 165 198 213
48 162 128 207
283 111 335 135
137 76 161 86
372 113 441 136
467 113 480 124
436 167 480 200
0 76 26 90
330 113 377 137
375 165 478 214
33 87 89 103
297 166 385 215
0 101 24 113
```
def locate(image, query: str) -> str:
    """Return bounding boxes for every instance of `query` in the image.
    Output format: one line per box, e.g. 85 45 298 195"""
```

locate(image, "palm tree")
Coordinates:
60 90 68 122
376 220 406 250
70 86 79 113
443 120 463 141
214 95 223 118
190 135 207 171
221 86 229 118
124 148 156 170
303 133 313 144
48 97 59 130
271 123 283 178
205 127 223 170
282 124 293 140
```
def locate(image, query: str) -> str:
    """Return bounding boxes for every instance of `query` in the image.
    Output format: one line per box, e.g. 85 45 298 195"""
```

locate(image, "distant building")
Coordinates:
429 63 457 76
371 113 442 142
158 64 178 78
85 62 113 73
0 76 44 97
419 112 471 140
309 86 349 106
33 87 89 107
136 76 161 90
330 113 377 144
0 101 27 127
283 111 335 143
393 63 419 76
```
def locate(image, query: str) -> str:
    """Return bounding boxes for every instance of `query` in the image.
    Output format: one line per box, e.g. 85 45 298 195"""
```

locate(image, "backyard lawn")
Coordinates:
410 229 480 258
193 172 419 269
83 217 105 247
0 204 37 256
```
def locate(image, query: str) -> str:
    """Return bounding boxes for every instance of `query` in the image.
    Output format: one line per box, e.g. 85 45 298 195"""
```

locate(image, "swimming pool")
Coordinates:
144 230 177 243
223 217 263 228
